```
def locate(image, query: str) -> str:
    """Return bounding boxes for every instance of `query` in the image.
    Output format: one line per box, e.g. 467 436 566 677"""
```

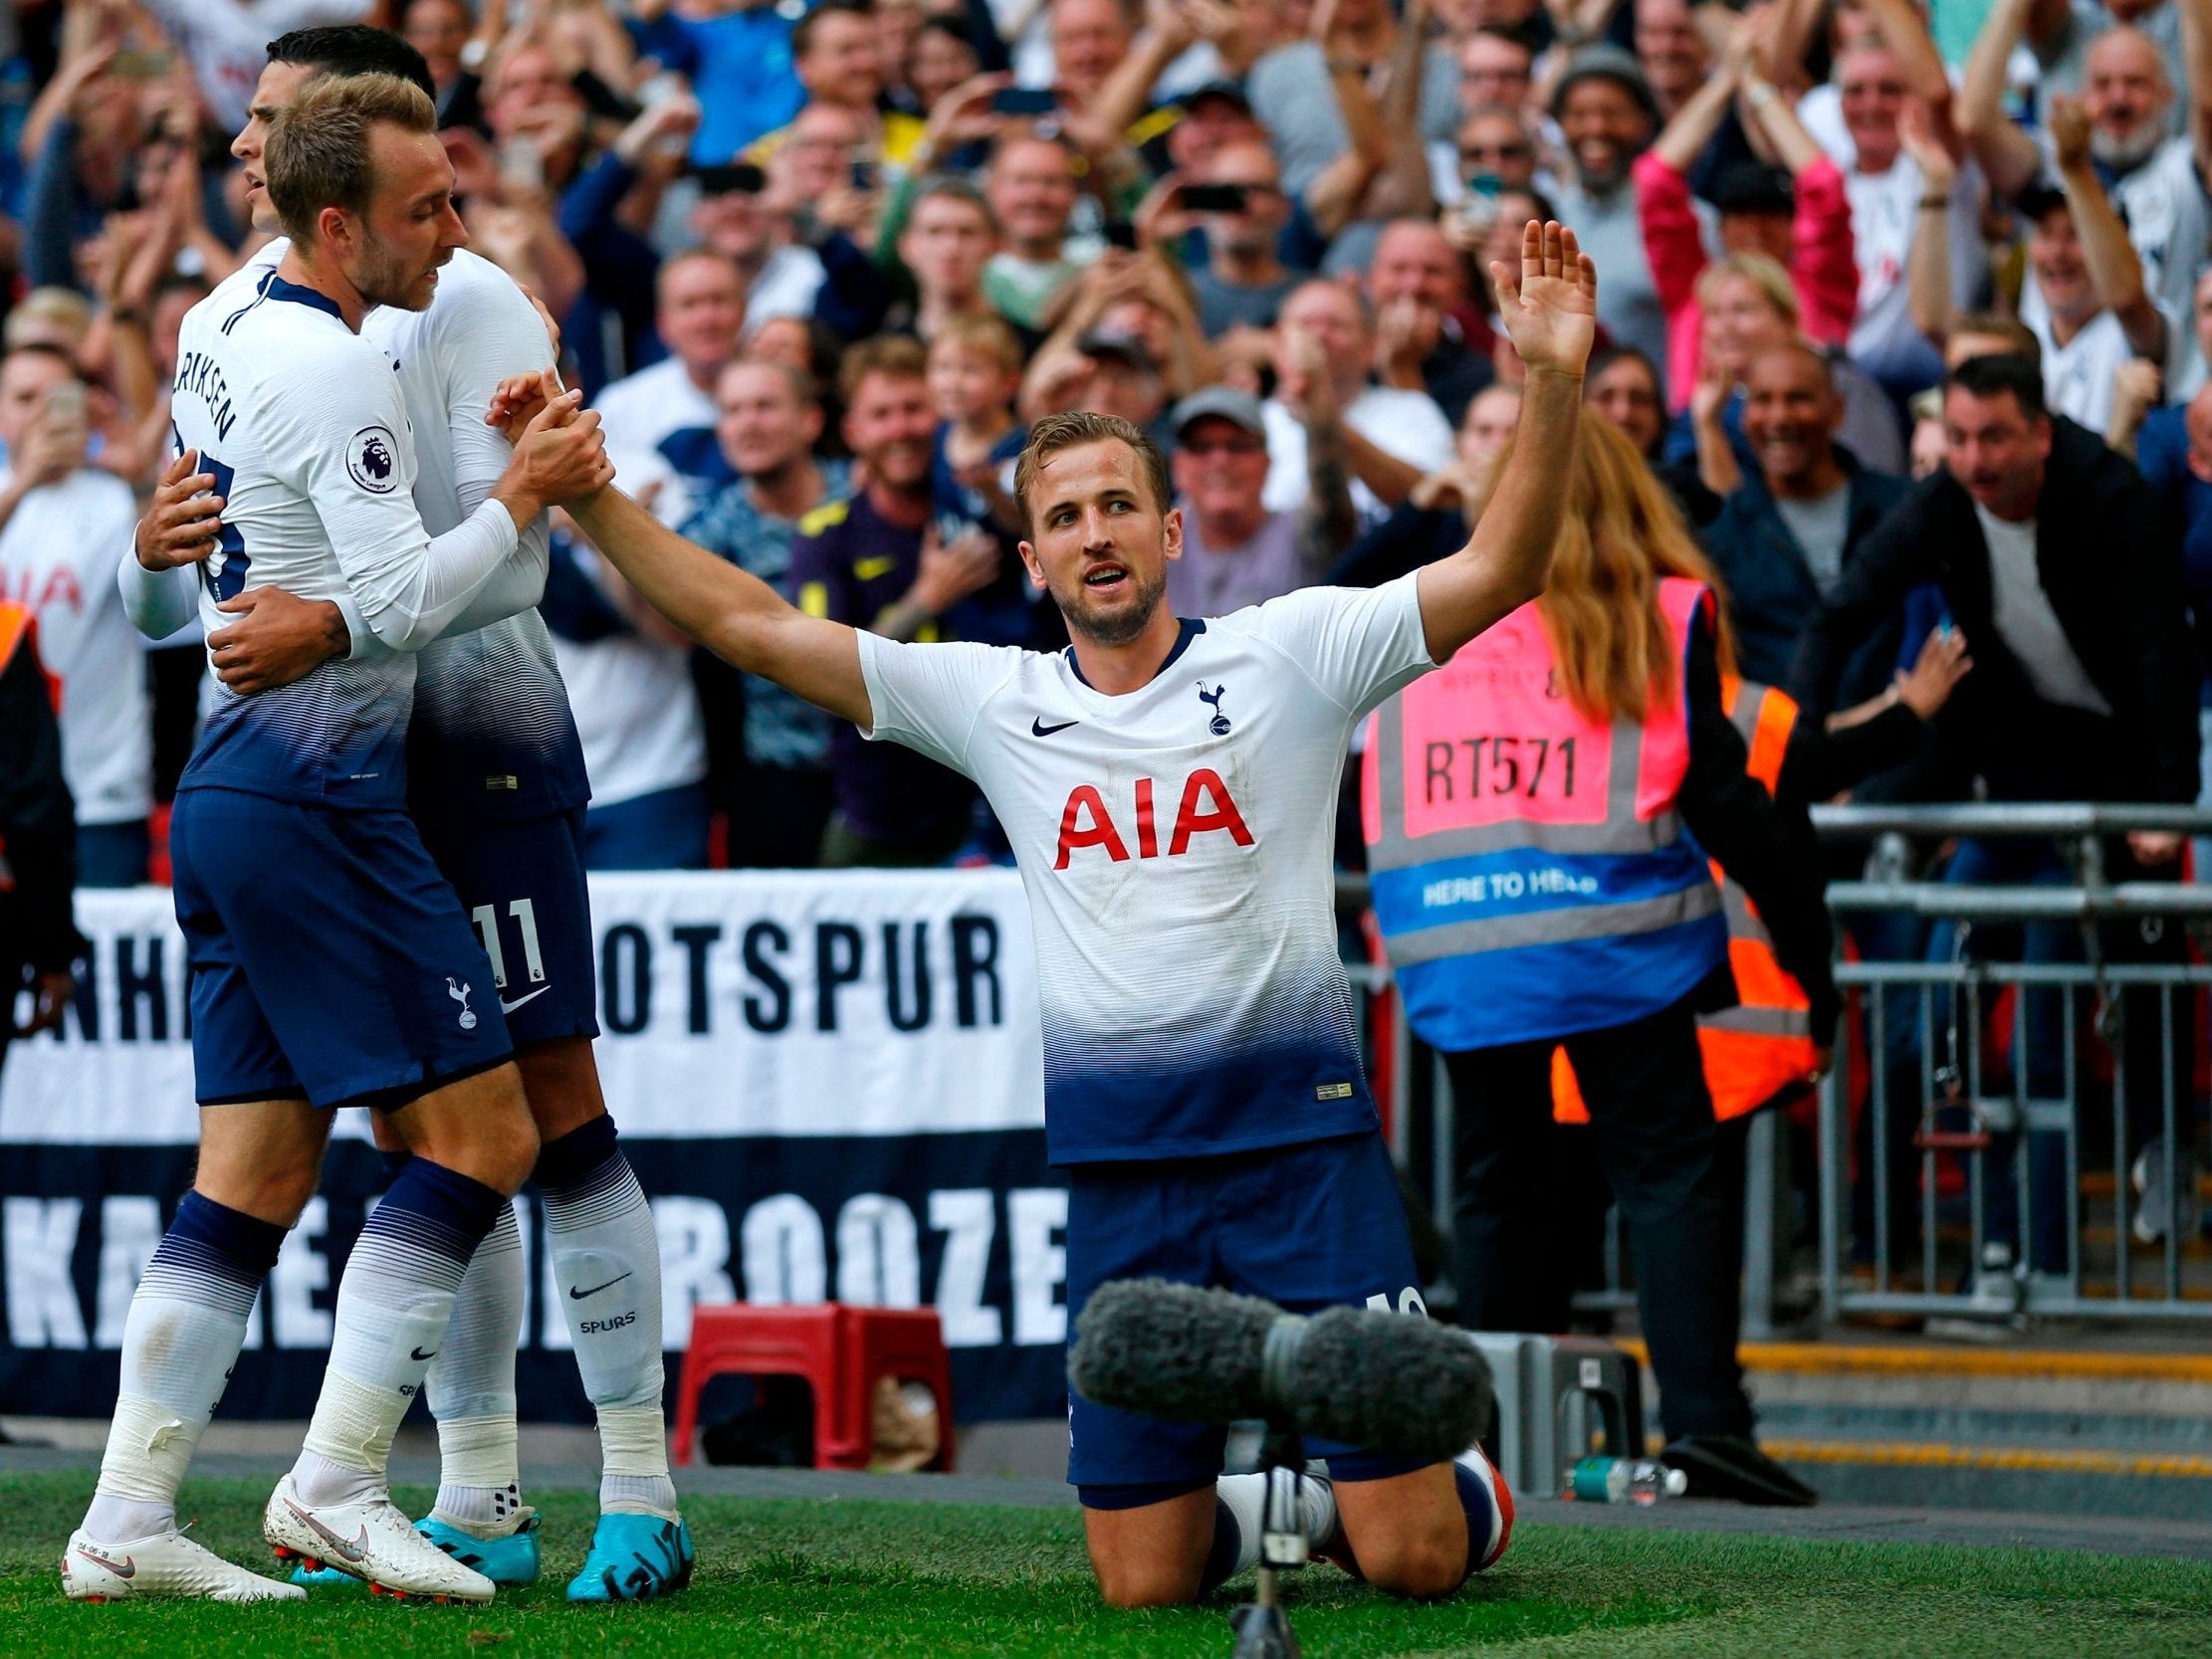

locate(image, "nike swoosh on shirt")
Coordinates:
569 1272 634 1300
500 986 552 1015
1030 717 1080 736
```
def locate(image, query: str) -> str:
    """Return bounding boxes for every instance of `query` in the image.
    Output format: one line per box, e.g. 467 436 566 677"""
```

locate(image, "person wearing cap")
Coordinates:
1959 0 2212 330
1165 386 1355 617
1073 326 1173 433
2011 102 2178 439
1551 46 1670 381
1634 34 1858 415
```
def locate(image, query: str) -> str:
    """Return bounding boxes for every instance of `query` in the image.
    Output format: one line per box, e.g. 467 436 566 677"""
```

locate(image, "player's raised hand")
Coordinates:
506 385 616 516
1490 220 1597 381
486 367 559 441
206 586 350 695
135 448 223 571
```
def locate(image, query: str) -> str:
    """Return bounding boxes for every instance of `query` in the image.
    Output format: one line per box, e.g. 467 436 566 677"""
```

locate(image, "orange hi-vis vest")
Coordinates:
0 601 32 678
1553 674 1818 1124
1363 576 1730 1051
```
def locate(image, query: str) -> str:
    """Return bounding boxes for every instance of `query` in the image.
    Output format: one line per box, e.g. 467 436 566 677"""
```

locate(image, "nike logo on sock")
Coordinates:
499 985 552 1015
410 1347 439 1361
569 1272 634 1300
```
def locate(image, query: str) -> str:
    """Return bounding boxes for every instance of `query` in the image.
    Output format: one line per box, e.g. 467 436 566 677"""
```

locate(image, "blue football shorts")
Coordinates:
169 786 513 1109
1065 1129 1437 1507
415 806 599 1048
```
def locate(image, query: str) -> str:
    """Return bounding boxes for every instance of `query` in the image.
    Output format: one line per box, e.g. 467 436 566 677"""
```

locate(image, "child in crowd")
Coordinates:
926 314 1038 648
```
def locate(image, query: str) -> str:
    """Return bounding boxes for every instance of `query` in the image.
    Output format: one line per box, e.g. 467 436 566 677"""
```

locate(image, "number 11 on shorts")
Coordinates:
469 898 546 991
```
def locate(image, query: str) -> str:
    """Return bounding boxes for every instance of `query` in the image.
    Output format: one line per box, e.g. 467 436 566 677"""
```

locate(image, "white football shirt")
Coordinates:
0 467 148 825
228 243 579 820
858 574 1438 1164
168 258 529 807
563 354 716 809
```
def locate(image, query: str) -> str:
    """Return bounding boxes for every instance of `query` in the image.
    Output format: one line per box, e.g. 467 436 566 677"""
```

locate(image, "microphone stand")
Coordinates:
1227 1423 1306 1659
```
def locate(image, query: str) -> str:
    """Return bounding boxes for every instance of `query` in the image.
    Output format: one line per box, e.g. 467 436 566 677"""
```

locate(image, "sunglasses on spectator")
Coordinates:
1183 436 1266 457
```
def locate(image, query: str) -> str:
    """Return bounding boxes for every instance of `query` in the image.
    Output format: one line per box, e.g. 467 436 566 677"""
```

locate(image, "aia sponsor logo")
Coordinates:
1053 767 1254 869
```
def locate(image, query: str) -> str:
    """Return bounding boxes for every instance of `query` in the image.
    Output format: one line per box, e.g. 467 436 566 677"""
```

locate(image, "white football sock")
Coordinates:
426 1203 527 1532
293 1159 504 1507
84 1193 283 1544
542 1133 677 1518
1212 1471 1340 1579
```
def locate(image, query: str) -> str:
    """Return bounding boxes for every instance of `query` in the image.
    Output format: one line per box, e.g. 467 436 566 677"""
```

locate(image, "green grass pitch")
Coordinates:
10 1473 2211 1658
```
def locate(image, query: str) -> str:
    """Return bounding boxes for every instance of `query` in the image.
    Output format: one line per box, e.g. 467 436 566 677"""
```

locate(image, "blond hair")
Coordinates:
931 311 1024 375
1500 411 1735 724
1693 251 1798 327
2 287 94 353
265 73 437 244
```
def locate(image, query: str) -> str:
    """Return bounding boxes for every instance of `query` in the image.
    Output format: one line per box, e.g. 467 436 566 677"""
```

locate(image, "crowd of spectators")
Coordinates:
2 0 2210 965
2 0 2210 1263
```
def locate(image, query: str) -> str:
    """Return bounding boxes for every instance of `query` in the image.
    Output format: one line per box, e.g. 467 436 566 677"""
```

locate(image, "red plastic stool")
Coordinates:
670 1303 956 1471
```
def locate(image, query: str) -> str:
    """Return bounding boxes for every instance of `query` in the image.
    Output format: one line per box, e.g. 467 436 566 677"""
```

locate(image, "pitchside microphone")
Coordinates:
1067 1280 1492 1464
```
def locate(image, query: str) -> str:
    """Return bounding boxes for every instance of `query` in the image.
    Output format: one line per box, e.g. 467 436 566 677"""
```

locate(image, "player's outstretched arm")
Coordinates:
1414 220 1594 664
567 485 873 727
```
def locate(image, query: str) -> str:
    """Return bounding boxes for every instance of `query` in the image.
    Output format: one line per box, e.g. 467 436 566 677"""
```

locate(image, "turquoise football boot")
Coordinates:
289 1511 540 1589
564 1513 695 1602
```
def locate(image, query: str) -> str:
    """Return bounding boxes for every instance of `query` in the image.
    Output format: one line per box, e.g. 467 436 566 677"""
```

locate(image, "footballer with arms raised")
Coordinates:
491 221 1601 1604
65 69 625 1608
101 29 695 1605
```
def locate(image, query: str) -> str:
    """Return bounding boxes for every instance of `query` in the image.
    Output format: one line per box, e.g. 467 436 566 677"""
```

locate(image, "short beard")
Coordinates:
354 242 430 311
1576 154 1628 194
1057 566 1167 647
2092 119 2162 171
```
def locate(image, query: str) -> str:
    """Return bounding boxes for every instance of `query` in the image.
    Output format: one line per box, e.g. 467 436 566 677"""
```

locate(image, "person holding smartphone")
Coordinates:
1171 141 1309 335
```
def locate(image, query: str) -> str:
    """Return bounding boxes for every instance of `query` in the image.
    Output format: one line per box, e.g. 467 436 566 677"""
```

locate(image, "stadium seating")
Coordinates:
672 1303 956 1473
1465 1333 1646 1499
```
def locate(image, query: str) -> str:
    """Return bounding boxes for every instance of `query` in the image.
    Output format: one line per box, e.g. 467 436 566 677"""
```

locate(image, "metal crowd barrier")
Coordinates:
1810 803 2212 1328
1341 802 2212 1337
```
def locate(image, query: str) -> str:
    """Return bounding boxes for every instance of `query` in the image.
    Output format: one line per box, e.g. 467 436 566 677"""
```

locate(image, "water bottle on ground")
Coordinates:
1564 1456 1688 1504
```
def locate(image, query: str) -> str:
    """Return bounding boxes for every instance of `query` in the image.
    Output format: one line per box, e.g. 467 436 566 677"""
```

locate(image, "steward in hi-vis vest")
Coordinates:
1364 576 1729 1052
1359 409 1837 1508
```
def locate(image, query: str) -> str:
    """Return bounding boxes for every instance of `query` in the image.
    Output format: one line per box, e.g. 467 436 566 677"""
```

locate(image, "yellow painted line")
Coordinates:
1763 1439 2212 1480
1616 1340 2212 1384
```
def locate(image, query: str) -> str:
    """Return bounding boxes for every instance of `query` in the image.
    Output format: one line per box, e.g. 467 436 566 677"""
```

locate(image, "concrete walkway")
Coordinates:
6 1443 2207 1564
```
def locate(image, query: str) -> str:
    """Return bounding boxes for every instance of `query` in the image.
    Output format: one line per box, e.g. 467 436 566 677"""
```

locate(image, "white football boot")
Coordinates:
262 1474 495 1603
62 1524 307 1602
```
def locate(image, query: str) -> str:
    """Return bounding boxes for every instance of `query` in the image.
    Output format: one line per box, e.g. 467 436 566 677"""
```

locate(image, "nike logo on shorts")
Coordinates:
1030 717 1080 736
500 986 552 1015
410 1347 439 1361
569 1272 634 1300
